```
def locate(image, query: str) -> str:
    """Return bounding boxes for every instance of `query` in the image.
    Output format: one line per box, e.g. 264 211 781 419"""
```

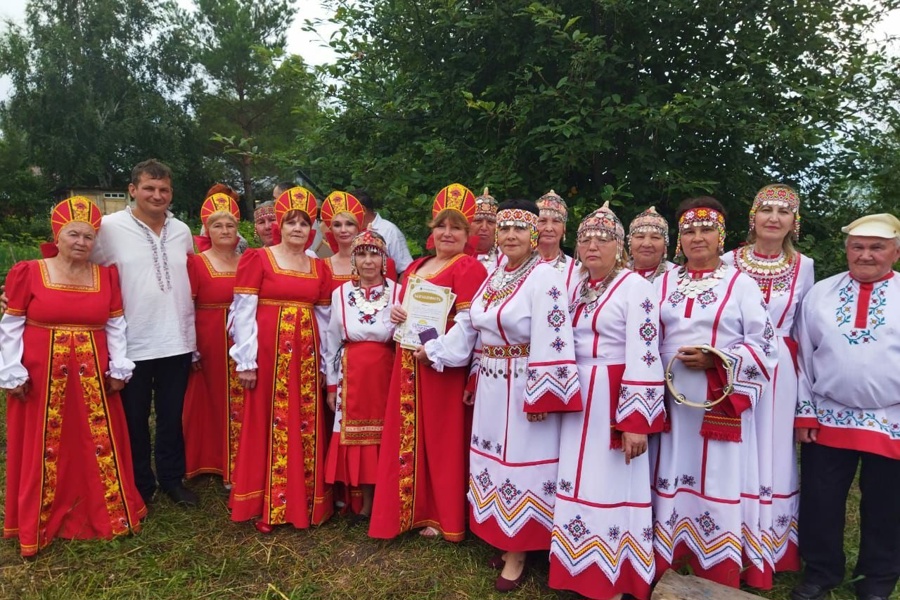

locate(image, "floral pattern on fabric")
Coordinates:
226 349 244 484
397 349 417 532
268 306 297 524
296 306 320 516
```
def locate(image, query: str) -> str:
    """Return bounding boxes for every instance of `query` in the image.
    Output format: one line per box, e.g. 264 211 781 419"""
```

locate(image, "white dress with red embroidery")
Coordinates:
323 280 401 487
728 249 814 574
650 262 778 590
548 269 666 600
795 271 900 460
538 251 580 291
424 258 582 551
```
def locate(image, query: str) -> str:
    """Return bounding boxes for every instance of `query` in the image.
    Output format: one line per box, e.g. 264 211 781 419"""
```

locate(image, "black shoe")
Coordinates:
164 484 199 508
140 488 157 506
791 582 834 600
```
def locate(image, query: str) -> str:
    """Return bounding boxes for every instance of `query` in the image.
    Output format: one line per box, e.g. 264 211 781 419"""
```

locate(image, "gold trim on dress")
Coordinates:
38 260 100 292
199 253 237 278
264 247 320 279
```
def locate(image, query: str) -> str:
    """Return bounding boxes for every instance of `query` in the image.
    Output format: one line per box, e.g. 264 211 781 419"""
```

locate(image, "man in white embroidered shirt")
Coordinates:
792 213 900 600
91 159 198 508
354 189 414 274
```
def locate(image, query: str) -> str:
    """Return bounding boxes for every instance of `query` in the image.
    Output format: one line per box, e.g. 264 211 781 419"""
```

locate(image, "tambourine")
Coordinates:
665 344 735 411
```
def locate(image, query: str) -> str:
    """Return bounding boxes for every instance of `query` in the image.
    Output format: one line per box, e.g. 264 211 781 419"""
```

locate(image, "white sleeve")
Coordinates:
423 310 478 372
0 314 28 388
315 303 331 376
228 293 259 371
324 288 344 387
105 315 135 381
387 227 414 273
794 287 818 423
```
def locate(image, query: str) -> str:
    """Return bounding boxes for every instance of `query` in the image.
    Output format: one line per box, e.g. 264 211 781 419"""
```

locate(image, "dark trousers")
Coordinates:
799 441 900 597
121 353 192 499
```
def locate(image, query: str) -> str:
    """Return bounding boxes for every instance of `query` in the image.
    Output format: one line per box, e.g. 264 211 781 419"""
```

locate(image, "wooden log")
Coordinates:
651 569 764 599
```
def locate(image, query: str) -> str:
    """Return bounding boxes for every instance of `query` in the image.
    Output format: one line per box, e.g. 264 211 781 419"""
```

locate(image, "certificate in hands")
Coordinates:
394 276 457 350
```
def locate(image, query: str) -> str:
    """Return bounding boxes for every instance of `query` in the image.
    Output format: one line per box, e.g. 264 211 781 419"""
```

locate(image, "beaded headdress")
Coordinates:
254 201 275 222
200 193 241 226
536 189 568 222
675 206 726 259
432 183 477 224
628 206 669 246
274 186 318 226
350 230 389 276
496 201 540 249
51 196 102 241
749 184 801 240
474 187 498 221
577 201 624 243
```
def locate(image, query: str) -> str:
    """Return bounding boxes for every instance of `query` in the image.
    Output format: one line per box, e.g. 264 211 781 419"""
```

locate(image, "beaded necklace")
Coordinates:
572 266 621 314
628 259 668 283
676 260 727 298
347 280 390 324
481 254 540 308
735 246 795 298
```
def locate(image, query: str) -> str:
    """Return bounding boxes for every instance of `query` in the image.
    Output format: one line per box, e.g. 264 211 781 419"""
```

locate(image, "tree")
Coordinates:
186 0 323 216
0 0 205 202
306 0 900 261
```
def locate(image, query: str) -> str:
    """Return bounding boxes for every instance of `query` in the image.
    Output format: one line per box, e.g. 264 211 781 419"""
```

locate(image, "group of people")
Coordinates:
1 159 898 600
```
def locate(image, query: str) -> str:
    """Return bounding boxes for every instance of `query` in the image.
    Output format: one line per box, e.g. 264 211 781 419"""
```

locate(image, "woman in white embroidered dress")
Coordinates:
727 183 814 577
650 196 778 590
549 203 665 600
417 199 582 592
627 206 676 283
536 190 579 290
323 231 400 522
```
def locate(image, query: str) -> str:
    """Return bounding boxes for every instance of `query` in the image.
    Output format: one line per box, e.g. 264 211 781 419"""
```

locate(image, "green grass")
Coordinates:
1 384 895 600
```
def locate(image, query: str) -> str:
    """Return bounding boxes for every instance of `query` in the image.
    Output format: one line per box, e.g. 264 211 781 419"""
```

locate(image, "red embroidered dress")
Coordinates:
1 260 146 556
368 254 487 541
182 253 242 484
228 248 333 528
323 280 401 488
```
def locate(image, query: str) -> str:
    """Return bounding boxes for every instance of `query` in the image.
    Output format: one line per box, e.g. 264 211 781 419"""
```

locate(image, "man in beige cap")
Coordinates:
792 213 900 600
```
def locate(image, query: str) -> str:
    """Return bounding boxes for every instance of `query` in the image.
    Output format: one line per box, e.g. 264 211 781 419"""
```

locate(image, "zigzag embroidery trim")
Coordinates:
468 478 554 535
525 363 580 405
550 528 655 582
616 382 665 424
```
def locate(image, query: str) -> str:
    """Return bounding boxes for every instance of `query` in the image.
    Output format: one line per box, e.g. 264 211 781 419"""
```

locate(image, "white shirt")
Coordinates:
370 213 413 273
92 207 196 361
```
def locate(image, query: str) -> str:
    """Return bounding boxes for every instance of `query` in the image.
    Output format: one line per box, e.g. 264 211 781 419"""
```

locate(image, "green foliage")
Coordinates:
185 0 323 215
0 0 202 195
305 0 900 270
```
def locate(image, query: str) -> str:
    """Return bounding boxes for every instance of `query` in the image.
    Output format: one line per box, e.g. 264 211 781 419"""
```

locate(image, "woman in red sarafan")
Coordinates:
368 183 487 542
182 192 243 488
228 186 334 533
0 196 145 557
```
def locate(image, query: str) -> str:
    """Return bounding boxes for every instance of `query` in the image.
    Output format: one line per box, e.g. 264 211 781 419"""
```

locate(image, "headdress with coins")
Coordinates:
432 183 477 224
628 206 669 247
675 206 726 259
749 184 801 240
254 201 275 222
496 199 540 249
321 191 366 252
474 187 498 222
350 229 389 277
577 202 625 265
536 190 568 222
